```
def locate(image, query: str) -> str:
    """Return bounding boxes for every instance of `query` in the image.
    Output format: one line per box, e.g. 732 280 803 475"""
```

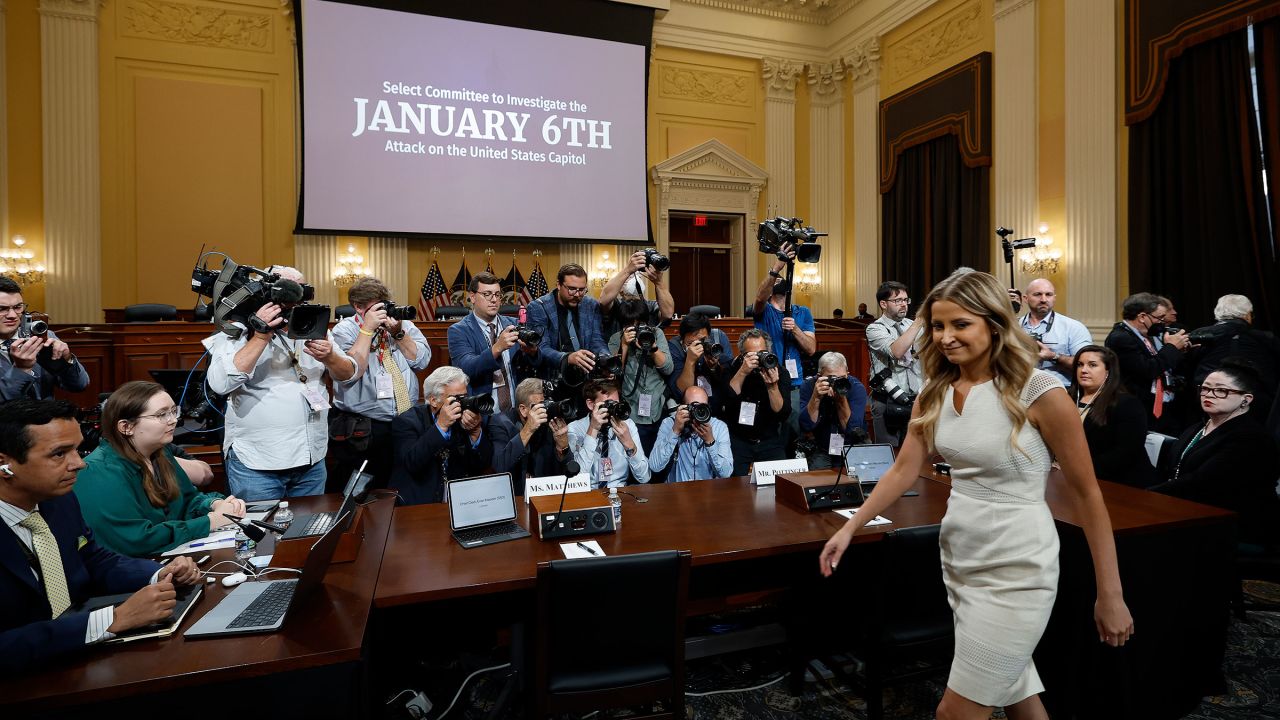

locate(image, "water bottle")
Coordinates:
273 501 294 528
609 487 622 526
234 530 256 561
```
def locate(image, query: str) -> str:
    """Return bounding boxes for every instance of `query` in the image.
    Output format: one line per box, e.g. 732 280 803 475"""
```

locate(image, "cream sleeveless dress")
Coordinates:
933 369 1063 707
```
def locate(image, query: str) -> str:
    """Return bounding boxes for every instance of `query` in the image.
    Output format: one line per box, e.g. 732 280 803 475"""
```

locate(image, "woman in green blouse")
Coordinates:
75 380 246 557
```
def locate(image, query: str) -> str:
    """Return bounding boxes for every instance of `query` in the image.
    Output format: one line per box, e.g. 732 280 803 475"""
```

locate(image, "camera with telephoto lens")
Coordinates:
632 324 657 353
190 252 330 340
560 351 625 387
451 393 496 416
19 312 49 339
753 350 779 372
642 248 670 272
533 397 574 420
380 300 417 322
821 375 851 393
686 401 712 424
757 217 825 263
868 372 915 406
517 324 543 345
600 399 631 422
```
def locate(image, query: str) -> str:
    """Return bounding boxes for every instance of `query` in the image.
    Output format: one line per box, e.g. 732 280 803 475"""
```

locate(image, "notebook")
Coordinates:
448 473 530 548
842 443 897 487
184 510 350 638
279 461 371 540
72 583 203 644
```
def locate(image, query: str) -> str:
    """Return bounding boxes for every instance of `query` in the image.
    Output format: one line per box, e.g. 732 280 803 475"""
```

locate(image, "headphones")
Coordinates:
0 464 13 477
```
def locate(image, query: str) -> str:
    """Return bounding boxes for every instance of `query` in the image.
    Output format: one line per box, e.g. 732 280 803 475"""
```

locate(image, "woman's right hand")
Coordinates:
819 525 854 577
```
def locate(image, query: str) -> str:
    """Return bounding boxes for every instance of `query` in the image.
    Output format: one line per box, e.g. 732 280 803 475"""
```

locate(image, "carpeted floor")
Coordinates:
395 602 1280 719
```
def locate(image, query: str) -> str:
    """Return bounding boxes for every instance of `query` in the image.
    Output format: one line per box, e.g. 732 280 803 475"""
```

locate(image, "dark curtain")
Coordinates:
881 133 990 301
1255 18 1280 290
1129 30 1277 330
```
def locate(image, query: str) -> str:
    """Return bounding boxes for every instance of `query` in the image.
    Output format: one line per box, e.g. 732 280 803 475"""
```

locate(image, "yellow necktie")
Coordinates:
19 511 71 618
380 344 412 414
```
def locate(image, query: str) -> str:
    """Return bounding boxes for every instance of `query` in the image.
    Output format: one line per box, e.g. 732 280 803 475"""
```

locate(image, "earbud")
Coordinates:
0 464 13 477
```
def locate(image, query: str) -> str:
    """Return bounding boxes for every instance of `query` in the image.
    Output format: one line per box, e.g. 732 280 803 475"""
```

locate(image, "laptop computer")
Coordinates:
185 510 350 638
279 461 372 540
842 443 897 489
448 473 530 549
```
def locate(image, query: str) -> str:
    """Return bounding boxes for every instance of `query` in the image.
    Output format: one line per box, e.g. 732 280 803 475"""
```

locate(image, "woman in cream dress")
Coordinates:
819 270 1133 720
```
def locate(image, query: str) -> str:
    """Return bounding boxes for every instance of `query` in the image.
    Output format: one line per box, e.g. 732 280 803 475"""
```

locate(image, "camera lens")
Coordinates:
688 402 711 424
643 248 670 272
755 351 778 370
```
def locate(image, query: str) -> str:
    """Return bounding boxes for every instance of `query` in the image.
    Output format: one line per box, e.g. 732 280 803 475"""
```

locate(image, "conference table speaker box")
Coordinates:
529 491 617 540
775 470 864 513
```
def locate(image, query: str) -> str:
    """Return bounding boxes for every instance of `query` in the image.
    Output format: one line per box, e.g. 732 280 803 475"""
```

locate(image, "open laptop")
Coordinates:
448 473 530 549
279 461 372 540
185 510 350 638
843 443 897 490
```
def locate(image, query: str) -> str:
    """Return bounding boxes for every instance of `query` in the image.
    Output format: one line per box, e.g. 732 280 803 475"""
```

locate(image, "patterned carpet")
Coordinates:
391 591 1280 719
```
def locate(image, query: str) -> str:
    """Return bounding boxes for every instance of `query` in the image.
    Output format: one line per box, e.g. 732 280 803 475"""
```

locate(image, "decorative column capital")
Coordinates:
994 0 1035 21
38 0 101 21
807 61 845 106
761 57 803 101
843 38 881 93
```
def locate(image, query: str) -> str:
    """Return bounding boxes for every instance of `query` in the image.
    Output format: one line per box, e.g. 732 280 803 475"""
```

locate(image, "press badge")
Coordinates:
638 394 653 417
375 373 394 399
303 387 330 412
785 358 800 379
599 457 613 485
829 433 845 456
697 376 713 396
738 401 757 426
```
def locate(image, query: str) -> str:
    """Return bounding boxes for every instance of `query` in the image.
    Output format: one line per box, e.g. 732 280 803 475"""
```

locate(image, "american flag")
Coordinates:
503 261 528 306
448 261 472 307
417 260 449 321
525 260 549 301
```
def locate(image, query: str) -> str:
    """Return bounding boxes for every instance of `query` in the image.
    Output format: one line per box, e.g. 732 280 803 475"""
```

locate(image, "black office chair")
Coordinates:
532 550 690 719
123 303 178 322
333 304 356 319
499 304 521 318
688 304 721 318
789 525 953 720
434 306 470 320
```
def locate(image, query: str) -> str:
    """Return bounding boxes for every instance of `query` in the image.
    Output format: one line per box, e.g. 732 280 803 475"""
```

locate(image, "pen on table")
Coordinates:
575 542 598 556
188 540 231 549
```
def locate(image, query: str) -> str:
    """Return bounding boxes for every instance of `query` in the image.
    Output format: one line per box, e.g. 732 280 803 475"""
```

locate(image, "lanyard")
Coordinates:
1173 425 1207 481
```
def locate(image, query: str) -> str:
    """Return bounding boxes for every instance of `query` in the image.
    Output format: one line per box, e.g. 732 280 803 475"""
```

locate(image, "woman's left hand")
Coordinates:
1094 594 1134 647
212 496 246 520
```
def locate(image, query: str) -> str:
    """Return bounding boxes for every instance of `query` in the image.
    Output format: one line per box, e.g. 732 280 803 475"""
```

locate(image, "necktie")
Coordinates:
487 323 513 411
379 344 412 414
1138 334 1165 418
19 511 71 618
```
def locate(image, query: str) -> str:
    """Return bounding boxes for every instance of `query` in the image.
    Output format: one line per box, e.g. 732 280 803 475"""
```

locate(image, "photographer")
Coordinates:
488 378 574 496
203 266 359 501
389 366 493 505
1019 278 1092 388
1187 294 1280 394
799 352 868 470
525 264 609 390
649 385 732 483
1105 292 1191 434
865 281 923 447
599 249 675 339
608 293 673 454
753 246 816 440
447 272 544 414
722 329 792 476
330 276 431 491
0 277 89 402
567 379 650 487
667 312 734 415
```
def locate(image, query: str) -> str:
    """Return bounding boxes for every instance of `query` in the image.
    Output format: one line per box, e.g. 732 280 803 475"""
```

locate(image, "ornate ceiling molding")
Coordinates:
674 0 860 26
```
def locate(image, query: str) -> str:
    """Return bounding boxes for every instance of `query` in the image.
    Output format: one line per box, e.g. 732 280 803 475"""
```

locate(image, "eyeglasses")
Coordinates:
473 290 503 300
886 298 912 305
0 303 27 316
562 285 589 296
137 407 181 422
1197 386 1247 399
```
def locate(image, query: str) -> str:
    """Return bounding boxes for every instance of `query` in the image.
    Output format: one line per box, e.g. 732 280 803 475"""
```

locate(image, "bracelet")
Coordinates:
358 328 375 337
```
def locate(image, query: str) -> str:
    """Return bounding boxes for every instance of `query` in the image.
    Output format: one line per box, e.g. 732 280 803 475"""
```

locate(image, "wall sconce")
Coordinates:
795 264 822 293
592 251 617 289
0 236 46 286
1021 223 1062 276
332 244 368 286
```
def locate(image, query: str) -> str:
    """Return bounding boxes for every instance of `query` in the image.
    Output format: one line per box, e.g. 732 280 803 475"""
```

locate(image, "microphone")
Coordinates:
563 459 581 477
222 514 266 543
273 278 306 303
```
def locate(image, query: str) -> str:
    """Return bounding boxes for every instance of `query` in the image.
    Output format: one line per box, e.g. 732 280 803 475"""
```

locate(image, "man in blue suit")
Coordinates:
447 271 544 413
524 264 609 378
0 399 200 671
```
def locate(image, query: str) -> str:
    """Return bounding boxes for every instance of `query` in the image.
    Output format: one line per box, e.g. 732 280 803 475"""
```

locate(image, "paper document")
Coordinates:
832 508 892 526
560 540 605 559
161 530 237 557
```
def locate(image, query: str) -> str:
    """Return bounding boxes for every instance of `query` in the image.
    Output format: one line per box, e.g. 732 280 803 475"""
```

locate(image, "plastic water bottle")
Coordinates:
273 501 293 528
234 530 256 561
609 487 622 526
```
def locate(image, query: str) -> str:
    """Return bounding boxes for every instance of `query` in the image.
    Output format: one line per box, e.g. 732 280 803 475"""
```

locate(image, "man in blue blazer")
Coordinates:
447 271 544 413
524 264 609 378
0 399 201 671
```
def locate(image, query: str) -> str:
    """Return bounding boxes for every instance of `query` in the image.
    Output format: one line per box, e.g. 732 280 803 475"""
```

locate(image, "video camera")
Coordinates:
757 217 825 263
190 252 331 340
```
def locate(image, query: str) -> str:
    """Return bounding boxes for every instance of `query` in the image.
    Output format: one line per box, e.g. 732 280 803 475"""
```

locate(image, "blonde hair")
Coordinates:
909 270 1040 452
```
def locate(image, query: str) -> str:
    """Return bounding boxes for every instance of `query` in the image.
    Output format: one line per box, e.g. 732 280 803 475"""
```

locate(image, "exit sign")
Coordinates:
693 215 708 227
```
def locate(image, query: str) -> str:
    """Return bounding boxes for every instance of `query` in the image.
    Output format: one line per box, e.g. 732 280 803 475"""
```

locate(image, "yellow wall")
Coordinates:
1036 0 1069 308
5 0 45 311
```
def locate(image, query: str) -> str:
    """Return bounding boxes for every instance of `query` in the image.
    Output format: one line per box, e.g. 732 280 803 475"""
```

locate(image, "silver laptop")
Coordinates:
280 461 370 540
843 443 897 488
185 510 350 638
448 473 530 549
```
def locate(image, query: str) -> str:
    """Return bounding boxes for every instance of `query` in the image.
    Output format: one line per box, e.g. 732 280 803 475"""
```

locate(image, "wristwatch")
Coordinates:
392 330 406 340
768 270 782 279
